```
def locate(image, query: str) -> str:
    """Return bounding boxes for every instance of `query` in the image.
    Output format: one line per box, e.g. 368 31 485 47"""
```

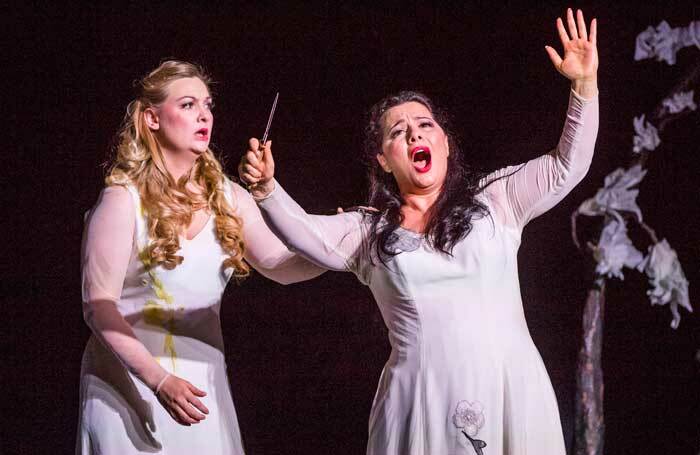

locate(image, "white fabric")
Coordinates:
77 179 325 454
257 90 599 455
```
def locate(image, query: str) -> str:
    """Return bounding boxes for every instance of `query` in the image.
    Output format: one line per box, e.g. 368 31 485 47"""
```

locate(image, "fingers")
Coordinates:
174 399 204 425
248 137 260 152
544 46 563 72
166 406 191 426
243 163 262 179
158 376 209 425
179 395 207 420
259 140 271 152
240 137 274 189
239 141 266 185
566 8 579 40
188 396 210 415
556 9 596 47
245 149 262 168
576 9 588 41
188 383 207 397
186 383 209 415
556 17 570 46
261 140 274 171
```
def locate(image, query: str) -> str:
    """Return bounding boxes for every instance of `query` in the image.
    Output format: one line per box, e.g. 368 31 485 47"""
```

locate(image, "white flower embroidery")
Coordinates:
578 165 647 221
662 90 697 114
594 219 644 280
639 240 692 329
633 115 661 154
452 400 485 437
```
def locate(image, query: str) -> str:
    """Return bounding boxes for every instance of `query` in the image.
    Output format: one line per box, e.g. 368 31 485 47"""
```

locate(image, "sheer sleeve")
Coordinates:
483 89 599 230
254 181 368 274
82 186 134 304
229 181 327 284
81 186 168 390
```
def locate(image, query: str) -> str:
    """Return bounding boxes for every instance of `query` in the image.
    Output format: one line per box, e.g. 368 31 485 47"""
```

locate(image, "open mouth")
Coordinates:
411 146 432 173
195 128 209 140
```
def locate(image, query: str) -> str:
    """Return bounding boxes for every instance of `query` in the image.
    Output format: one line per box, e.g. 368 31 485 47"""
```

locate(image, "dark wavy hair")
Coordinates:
363 91 490 264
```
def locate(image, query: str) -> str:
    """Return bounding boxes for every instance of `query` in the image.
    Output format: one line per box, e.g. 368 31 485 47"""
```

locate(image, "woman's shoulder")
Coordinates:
84 184 137 229
222 176 248 197
98 184 136 209
220 175 259 215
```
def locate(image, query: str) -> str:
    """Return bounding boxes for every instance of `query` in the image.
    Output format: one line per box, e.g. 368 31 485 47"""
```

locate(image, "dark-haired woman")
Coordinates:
240 9 598 454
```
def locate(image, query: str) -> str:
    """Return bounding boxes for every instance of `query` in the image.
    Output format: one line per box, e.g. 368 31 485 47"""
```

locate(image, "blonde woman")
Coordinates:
78 61 324 454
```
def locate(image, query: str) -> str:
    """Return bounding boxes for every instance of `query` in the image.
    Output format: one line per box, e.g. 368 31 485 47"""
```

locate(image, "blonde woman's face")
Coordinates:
148 77 213 157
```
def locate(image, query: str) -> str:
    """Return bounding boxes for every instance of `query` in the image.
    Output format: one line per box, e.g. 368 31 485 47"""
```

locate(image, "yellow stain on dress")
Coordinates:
164 333 177 370
139 249 178 370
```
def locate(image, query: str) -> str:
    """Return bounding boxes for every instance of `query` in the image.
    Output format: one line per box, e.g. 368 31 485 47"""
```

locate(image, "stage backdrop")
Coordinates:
5 2 699 454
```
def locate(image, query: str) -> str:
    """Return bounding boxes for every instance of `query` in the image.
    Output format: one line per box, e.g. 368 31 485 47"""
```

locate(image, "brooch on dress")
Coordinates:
452 400 487 454
387 230 422 253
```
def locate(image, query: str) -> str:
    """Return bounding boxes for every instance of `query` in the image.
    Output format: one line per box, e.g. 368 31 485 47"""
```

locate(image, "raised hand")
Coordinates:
545 8 598 97
238 138 275 198
156 374 210 426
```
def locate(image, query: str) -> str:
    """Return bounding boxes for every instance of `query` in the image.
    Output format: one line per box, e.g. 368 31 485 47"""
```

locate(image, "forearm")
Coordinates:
84 299 168 391
556 88 599 178
255 181 361 272
572 78 598 100
254 254 327 285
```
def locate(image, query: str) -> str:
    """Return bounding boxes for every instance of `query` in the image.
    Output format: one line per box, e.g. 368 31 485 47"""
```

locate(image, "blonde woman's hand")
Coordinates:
545 8 598 98
239 138 275 199
155 374 210 426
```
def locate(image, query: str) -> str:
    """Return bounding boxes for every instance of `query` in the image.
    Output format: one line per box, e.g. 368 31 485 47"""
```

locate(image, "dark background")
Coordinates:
5 1 700 454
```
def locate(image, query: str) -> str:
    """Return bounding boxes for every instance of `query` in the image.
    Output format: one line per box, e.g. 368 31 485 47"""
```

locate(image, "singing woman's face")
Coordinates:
376 101 449 195
146 77 214 157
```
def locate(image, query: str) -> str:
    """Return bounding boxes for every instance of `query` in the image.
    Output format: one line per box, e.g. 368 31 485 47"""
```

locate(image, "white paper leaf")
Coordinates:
639 239 693 329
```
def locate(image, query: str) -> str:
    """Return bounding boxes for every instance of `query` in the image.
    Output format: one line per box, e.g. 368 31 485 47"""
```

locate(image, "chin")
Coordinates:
413 175 437 187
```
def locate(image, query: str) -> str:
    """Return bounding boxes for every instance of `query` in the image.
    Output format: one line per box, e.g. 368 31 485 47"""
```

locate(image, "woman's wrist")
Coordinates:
155 373 172 395
571 78 598 99
250 180 275 201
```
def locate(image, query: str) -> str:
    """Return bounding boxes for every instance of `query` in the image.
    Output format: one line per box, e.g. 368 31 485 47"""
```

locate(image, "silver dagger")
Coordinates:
260 92 279 150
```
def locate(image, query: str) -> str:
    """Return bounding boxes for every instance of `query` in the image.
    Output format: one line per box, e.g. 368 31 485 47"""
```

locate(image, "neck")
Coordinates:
162 149 199 182
401 190 440 213
399 187 442 232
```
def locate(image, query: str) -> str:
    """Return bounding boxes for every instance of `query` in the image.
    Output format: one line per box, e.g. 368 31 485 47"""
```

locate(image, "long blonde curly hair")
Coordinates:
106 60 249 278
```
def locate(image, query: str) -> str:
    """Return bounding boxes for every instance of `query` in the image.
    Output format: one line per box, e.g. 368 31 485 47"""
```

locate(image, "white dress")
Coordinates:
255 91 598 454
77 180 323 454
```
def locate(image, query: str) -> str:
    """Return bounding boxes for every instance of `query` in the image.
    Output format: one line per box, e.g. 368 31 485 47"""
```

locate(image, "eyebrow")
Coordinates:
175 95 213 101
389 115 433 131
389 119 405 130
